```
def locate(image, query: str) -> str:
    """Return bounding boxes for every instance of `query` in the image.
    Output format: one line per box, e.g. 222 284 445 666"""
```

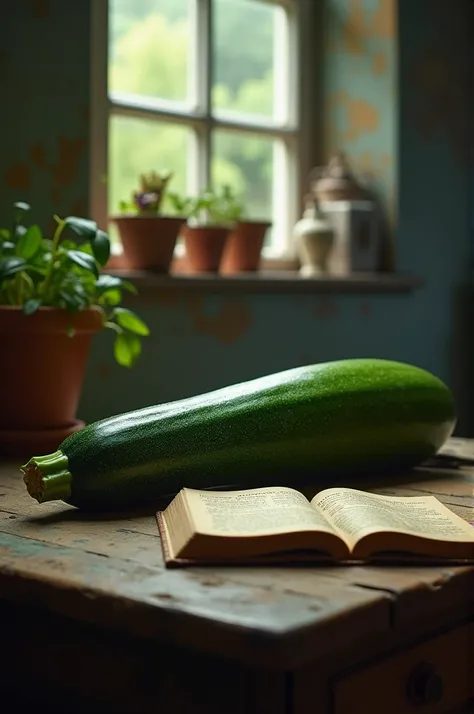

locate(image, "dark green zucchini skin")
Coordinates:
41 358 455 511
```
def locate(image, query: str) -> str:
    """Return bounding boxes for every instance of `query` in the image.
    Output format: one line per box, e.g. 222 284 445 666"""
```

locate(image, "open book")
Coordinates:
156 486 474 567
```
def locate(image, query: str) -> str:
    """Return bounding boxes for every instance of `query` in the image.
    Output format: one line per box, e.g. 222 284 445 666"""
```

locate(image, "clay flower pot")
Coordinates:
220 220 271 273
0 306 103 457
112 215 185 272
182 225 231 273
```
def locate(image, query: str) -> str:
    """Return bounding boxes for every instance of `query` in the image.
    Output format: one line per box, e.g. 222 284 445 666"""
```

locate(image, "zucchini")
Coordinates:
21 359 456 511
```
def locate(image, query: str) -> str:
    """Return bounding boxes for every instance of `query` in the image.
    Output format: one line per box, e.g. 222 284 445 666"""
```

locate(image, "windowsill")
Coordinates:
106 267 422 295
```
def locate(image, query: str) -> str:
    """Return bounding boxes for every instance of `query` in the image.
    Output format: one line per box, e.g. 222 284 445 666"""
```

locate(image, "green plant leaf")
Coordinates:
14 201 31 212
120 279 137 294
90 229 110 267
96 274 122 291
114 307 150 336
98 288 122 306
59 291 83 313
23 297 42 315
65 217 98 240
104 320 122 334
16 224 42 259
0 229 11 239
67 249 99 277
0 257 27 282
114 332 142 367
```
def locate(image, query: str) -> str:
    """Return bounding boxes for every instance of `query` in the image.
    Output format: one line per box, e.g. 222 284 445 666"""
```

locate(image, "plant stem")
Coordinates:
40 219 64 299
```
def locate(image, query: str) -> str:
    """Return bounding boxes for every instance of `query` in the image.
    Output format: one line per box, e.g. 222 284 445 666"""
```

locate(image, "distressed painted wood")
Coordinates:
1 458 474 712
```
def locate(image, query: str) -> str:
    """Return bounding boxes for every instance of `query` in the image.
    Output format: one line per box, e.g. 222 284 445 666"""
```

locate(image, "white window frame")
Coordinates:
90 0 318 265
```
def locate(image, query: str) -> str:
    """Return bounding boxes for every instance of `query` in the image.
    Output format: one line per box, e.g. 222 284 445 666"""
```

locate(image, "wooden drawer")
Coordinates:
334 623 474 714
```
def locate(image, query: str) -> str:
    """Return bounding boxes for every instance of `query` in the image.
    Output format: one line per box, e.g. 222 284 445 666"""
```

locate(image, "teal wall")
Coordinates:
1 1 472 431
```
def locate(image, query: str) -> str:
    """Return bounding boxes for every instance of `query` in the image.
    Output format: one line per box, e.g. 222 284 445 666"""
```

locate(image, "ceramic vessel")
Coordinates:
293 197 335 277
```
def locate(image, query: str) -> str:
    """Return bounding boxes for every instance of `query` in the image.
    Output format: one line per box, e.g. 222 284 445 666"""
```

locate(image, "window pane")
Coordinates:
212 0 282 122
108 115 191 224
211 130 275 248
109 0 192 104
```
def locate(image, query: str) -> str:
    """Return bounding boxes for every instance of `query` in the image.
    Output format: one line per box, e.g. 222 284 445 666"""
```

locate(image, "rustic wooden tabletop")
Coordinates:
1 457 473 674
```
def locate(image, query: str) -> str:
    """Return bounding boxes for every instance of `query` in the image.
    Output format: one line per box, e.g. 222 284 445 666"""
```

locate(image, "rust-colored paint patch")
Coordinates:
30 143 47 167
313 297 338 319
31 0 52 18
327 93 380 145
330 0 395 56
51 136 86 189
372 52 387 76
95 363 111 379
410 50 469 165
187 297 252 344
343 97 379 141
68 200 87 218
4 163 31 191
341 0 366 56
371 0 395 39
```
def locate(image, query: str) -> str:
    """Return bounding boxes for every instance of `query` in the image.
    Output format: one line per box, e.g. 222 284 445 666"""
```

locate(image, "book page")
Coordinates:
312 487 474 549
183 486 338 537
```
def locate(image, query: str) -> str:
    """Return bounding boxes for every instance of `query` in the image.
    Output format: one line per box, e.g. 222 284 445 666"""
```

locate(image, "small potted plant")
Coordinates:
0 201 149 456
113 171 186 272
177 185 241 273
220 193 272 273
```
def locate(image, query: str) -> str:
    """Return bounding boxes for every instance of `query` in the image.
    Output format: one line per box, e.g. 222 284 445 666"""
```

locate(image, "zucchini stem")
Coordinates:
21 450 72 503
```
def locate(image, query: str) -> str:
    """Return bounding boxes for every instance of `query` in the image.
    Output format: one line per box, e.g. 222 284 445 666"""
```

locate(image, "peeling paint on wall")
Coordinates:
341 0 366 56
95 363 111 379
372 52 387 76
371 0 395 39
313 297 338 319
323 0 397 268
409 50 470 165
4 163 31 191
327 0 395 56
26 136 87 209
68 200 88 217
187 297 252 344
31 0 52 19
51 136 87 190
326 92 381 154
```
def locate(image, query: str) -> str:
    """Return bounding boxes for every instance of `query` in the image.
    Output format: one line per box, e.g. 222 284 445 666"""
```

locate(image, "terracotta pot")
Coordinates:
0 307 103 439
220 220 271 273
182 225 230 273
112 215 184 272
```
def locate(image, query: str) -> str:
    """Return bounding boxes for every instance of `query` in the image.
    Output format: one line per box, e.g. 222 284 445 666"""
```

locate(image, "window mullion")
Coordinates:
194 0 212 190
90 0 109 229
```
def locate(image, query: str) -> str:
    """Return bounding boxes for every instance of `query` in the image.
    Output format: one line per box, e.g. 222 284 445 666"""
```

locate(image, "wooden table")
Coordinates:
1 459 473 713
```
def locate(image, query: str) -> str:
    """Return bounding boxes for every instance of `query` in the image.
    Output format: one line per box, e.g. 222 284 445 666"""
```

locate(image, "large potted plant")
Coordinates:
113 171 185 272
177 185 241 273
0 201 149 456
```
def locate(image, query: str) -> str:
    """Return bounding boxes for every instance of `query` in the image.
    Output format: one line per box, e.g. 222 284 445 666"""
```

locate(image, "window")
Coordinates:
90 0 315 260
